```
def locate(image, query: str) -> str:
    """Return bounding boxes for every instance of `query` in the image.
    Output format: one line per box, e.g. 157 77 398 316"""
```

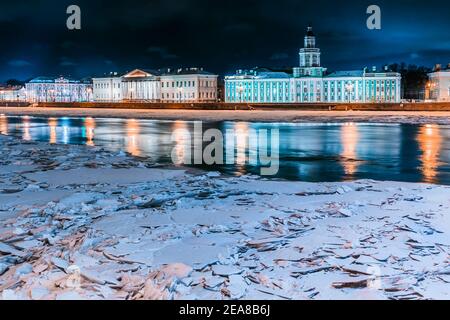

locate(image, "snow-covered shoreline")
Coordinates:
3 107 450 124
1 134 449 300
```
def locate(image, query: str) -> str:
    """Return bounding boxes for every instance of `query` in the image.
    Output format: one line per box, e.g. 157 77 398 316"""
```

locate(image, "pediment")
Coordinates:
123 69 155 78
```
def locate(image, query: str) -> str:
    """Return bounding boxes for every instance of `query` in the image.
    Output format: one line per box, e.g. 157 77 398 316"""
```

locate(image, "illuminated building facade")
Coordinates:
225 26 402 104
26 77 93 103
121 69 161 101
160 68 218 103
92 68 218 103
427 66 450 102
92 73 123 102
0 86 26 101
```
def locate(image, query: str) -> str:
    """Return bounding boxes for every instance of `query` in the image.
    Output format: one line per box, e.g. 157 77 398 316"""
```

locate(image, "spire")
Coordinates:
299 24 321 72
304 24 316 49
306 24 314 37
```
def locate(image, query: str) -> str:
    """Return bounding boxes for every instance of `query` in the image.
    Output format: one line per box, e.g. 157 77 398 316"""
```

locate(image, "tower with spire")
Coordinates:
225 24 402 104
294 25 326 77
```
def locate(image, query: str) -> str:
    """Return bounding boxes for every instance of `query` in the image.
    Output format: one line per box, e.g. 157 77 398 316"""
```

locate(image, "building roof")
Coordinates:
28 76 85 84
160 67 216 76
326 70 364 78
254 72 291 79
429 68 450 74
122 69 161 80
139 69 162 76
226 67 292 79
0 86 25 91
91 71 127 78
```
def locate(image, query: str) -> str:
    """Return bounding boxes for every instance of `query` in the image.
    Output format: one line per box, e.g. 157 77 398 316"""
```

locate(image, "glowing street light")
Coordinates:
177 87 183 103
48 89 55 102
86 87 93 102
345 82 355 103
237 85 244 103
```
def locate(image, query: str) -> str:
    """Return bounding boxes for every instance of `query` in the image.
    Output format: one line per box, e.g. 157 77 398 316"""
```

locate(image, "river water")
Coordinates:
1 115 450 184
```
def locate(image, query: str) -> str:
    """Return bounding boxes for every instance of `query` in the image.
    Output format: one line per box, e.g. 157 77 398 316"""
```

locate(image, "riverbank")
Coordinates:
3 107 450 124
0 134 449 300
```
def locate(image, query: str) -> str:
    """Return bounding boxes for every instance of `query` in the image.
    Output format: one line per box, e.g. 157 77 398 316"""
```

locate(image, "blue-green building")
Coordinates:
225 26 402 104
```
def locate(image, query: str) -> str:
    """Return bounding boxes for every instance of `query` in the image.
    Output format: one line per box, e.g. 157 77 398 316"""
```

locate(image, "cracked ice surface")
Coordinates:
0 134 449 300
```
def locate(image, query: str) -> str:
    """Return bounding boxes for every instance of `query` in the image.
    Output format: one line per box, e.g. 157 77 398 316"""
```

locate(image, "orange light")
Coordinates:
0 114 8 135
418 124 442 183
48 118 57 144
85 117 96 146
126 119 141 156
341 123 359 176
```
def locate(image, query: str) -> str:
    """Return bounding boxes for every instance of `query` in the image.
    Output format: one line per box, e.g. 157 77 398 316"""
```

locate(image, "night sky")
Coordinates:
1 0 449 81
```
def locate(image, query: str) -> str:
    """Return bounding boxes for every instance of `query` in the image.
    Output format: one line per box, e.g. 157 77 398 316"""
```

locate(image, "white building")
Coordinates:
92 68 218 103
160 68 218 103
121 69 161 102
427 66 450 102
0 86 27 102
225 26 402 104
26 77 92 103
92 73 123 102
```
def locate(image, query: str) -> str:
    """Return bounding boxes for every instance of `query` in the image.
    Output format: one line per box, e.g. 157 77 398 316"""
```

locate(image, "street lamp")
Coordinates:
86 87 93 102
345 82 355 103
237 85 244 103
48 89 55 102
177 87 183 103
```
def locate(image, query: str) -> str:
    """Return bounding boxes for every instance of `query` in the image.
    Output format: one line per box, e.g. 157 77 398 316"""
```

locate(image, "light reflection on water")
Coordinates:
417 124 442 184
1 116 450 184
341 123 359 177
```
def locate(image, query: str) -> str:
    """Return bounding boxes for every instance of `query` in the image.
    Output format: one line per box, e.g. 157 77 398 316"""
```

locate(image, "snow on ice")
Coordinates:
0 134 449 300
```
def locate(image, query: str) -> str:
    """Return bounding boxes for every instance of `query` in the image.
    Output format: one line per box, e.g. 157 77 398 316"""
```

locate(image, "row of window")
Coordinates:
161 80 215 88
227 80 398 94
94 91 216 100
94 82 121 89
95 93 121 100
161 92 216 99
226 94 398 103
95 81 216 90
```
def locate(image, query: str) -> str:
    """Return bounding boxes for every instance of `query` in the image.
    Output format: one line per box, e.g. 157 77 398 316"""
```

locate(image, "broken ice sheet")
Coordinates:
212 265 243 277
153 243 232 270
24 168 185 186
226 275 248 299
1 135 450 300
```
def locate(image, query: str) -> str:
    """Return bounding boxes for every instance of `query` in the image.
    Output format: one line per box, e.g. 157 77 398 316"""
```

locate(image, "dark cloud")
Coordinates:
59 57 77 67
270 53 290 61
0 0 449 81
147 47 178 60
8 59 32 67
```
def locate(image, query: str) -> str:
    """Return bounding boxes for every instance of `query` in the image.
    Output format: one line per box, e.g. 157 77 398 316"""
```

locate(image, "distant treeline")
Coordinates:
388 63 431 100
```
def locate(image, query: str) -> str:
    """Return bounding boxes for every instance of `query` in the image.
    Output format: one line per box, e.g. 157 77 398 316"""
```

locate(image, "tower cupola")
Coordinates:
296 25 324 77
